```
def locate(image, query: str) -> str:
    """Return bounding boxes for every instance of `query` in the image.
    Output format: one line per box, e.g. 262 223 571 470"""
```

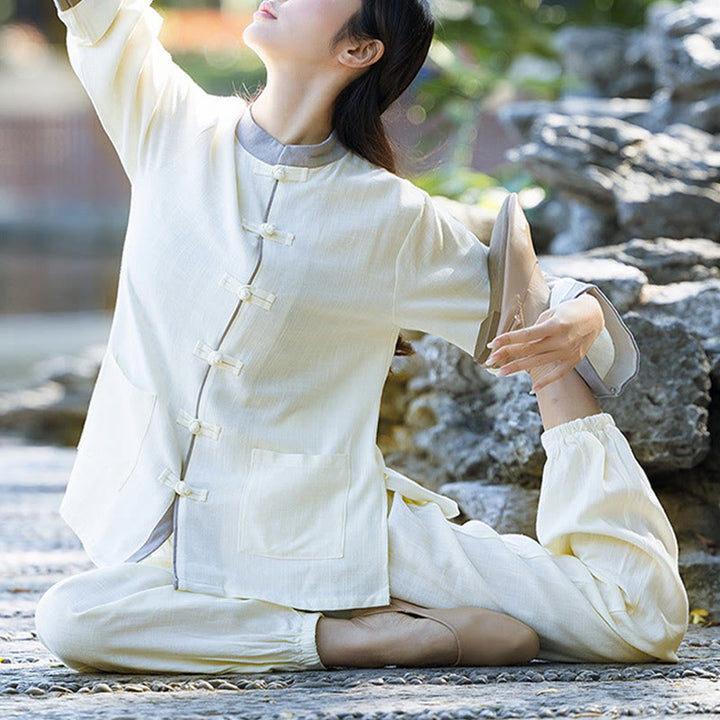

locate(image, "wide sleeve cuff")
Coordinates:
53 0 125 46
546 274 640 397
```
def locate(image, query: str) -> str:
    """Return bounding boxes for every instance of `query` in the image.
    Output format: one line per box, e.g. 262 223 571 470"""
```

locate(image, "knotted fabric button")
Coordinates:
188 419 202 435
260 222 276 236
175 480 193 497
208 350 223 366
239 287 252 301
271 166 286 180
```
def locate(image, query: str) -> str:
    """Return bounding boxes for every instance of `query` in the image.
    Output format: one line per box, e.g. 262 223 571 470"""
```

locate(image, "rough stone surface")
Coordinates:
496 96 653 145
545 199 623 255
538 254 648 312
601 313 711 471
384 336 545 488
638 279 720 342
586 237 720 284
438 482 540 537
506 115 720 241
646 0 720 104
497 0 720 254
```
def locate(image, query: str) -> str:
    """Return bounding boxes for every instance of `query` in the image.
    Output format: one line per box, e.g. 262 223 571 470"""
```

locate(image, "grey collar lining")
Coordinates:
235 102 348 168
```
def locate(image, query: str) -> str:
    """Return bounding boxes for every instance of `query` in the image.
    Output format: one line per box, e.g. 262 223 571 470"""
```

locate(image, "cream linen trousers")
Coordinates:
34 413 688 673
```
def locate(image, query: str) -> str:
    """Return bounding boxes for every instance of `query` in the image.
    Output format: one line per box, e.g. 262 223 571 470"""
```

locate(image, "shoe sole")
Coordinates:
473 192 516 365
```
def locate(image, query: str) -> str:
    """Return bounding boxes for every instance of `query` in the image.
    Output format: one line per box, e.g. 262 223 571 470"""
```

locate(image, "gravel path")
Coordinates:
1 443 719 719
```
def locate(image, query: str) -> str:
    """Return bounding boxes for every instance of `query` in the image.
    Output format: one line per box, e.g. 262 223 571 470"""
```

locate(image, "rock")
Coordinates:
383 335 545 488
507 114 720 241
496 97 653 145
638 278 720 341
538 254 648 312
602 313 711 471
507 113 649 210
703 337 720 386
612 123 720 240
586 237 720 284
546 200 623 255
522 196 572 254
646 0 720 103
438 481 540 537
385 309 712 487
553 25 655 99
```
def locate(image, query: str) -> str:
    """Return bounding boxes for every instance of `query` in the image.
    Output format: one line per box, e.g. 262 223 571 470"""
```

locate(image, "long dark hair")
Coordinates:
241 0 435 360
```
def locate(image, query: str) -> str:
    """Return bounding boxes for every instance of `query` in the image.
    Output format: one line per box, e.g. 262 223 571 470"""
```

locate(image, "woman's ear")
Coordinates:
338 38 384 71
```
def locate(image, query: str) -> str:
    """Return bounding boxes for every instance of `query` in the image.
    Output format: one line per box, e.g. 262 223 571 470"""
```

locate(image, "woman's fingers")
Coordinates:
487 334 566 368
490 315 555 350
496 348 576 377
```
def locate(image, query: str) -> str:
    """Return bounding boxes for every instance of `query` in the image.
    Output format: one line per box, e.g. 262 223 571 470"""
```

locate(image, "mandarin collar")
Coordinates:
235 102 348 168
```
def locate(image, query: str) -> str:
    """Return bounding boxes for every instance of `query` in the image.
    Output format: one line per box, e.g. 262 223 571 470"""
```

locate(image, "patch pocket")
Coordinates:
237 448 351 560
72 349 157 493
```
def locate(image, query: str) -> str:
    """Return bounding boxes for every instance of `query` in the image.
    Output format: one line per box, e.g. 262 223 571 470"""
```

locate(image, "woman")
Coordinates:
34 0 688 672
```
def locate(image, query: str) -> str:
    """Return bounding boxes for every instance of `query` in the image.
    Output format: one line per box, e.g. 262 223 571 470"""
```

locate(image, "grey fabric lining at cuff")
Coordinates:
546 277 640 397
574 285 640 397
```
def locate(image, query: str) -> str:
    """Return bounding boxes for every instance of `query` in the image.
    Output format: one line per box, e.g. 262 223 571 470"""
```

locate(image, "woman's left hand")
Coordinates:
485 292 605 392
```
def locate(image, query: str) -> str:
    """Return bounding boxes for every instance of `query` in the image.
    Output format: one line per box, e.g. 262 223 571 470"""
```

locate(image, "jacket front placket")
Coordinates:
157 105 347 592
163 162 306 589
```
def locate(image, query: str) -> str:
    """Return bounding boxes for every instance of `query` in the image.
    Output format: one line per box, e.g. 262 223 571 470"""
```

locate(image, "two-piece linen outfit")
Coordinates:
35 0 689 673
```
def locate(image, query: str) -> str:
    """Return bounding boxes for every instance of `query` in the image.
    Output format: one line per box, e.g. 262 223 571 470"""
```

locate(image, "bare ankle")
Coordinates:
531 367 602 430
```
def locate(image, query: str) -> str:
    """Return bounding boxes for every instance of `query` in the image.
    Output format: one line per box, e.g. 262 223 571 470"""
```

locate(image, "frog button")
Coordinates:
239 287 252 301
260 222 276 237
271 166 286 181
175 480 193 497
188 419 202 435
208 350 223 367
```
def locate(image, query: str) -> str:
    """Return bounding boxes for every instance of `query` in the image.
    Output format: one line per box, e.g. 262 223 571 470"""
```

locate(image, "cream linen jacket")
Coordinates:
53 0 639 610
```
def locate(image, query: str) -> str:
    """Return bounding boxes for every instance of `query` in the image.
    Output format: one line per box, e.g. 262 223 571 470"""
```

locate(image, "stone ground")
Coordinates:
1 443 719 720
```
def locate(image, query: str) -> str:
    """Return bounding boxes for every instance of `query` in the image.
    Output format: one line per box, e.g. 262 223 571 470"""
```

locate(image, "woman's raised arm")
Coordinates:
52 0 232 181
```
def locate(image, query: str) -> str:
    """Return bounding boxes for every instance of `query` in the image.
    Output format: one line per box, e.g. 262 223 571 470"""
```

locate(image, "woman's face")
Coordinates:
243 0 364 73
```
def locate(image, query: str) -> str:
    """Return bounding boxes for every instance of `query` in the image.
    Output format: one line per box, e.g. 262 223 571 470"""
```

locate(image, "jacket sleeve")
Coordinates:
392 191 492 360
393 193 639 397
52 0 234 181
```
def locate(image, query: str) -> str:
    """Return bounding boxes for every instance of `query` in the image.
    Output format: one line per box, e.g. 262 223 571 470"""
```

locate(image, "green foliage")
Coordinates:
410 165 499 203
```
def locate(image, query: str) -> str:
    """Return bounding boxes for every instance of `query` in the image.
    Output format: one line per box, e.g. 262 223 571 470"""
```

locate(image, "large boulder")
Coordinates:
601 313 711 471
506 115 720 242
586 237 720 284
538 254 648 312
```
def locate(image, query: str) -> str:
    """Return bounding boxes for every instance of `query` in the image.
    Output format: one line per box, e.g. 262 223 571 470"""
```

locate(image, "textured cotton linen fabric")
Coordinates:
52 0 642 613
34 413 688 672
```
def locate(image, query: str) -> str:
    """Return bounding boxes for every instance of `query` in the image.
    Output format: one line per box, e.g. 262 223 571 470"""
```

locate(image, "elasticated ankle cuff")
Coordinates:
540 412 616 453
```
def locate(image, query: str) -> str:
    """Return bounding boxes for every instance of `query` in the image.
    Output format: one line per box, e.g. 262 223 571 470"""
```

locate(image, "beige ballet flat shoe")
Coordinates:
474 192 551 366
344 597 540 667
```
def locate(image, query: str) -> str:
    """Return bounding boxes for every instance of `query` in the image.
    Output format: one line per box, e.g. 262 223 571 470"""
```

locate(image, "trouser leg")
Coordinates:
34 562 325 674
386 412 689 663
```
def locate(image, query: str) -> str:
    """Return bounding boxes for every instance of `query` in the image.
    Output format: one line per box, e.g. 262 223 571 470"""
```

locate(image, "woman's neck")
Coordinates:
249 73 341 146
